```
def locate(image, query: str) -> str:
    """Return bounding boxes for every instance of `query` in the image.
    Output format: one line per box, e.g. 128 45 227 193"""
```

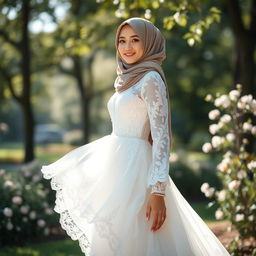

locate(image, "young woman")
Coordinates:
41 17 230 256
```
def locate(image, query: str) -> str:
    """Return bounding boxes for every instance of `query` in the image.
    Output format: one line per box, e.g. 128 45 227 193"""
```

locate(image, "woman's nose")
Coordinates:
124 41 132 50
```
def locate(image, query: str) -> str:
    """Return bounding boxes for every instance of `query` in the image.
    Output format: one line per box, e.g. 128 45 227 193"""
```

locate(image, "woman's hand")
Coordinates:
146 194 166 232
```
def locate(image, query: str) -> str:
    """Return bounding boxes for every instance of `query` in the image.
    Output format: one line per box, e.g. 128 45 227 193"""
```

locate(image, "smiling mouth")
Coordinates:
124 53 135 57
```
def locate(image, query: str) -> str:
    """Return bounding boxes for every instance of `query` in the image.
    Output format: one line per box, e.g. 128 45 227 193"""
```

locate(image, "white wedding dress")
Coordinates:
41 71 230 256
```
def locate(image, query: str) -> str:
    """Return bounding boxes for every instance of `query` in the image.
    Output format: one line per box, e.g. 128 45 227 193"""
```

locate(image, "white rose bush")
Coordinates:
0 161 56 246
201 85 256 255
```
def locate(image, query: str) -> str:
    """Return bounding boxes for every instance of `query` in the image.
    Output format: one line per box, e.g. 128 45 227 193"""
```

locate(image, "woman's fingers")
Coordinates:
151 210 166 232
146 202 151 221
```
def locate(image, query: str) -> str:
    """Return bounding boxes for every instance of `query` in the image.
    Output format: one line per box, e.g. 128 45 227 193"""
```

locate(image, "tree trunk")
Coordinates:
21 0 34 162
73 55 90 144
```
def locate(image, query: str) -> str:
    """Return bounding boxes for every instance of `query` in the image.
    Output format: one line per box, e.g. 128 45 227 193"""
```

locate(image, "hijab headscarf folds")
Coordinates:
114 17 173 149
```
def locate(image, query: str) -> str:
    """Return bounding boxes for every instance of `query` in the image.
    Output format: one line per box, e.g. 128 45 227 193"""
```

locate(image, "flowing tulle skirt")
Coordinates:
41 133 230 256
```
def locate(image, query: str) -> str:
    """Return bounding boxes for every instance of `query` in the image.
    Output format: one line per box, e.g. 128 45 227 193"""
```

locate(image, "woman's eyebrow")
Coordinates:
119 35 139 39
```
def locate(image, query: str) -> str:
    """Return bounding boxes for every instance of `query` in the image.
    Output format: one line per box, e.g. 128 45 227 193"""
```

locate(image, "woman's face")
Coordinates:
117 24 143 64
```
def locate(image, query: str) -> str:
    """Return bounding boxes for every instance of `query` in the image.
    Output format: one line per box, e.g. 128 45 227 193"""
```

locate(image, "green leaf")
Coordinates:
163 16 175 30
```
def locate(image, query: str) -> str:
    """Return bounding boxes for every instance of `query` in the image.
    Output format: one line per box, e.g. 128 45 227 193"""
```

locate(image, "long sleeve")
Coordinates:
140 71 171 196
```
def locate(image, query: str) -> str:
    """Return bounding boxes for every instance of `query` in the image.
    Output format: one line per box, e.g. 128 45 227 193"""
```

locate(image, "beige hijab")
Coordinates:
114 17 173 149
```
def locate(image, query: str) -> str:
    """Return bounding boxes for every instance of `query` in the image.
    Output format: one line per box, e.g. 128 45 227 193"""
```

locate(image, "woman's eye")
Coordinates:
119 40 125 44
132 38 140 42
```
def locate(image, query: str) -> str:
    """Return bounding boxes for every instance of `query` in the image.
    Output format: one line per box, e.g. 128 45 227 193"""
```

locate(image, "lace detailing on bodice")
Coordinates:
140 71 171 195
108 71 171 195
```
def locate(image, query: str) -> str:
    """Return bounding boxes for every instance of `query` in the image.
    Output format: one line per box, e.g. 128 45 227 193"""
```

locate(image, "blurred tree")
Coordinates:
37 0 116 143
0 0 55 162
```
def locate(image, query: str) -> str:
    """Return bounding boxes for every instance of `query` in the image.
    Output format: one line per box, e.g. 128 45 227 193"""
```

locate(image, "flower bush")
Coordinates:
201 84 256 255
0 160 56 247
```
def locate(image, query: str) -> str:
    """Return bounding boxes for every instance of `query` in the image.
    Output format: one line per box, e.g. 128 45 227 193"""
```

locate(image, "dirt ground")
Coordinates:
208 221 238 247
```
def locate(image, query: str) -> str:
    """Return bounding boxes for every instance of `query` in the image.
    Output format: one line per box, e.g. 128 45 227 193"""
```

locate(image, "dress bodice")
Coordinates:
107 78 150 141
107 71 171 195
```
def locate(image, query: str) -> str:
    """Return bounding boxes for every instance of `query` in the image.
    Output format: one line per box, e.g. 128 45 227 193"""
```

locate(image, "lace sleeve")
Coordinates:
140 71 171 196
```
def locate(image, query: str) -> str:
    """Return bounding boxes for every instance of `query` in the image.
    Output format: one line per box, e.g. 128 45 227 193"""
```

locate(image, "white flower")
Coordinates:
20 205 30 214
4 180 14 188
202 142 212 153
243 122 253 132
37 219 46 228
200 183 209 193
247 161 256 170
251 126 256 135
211 136 223 148
208 109 220 120
214 95 231 108
235 214 244 222
220 114 231 123
205 94 213 102
237 170 247 179
209 124 219 135
3 207 13 217
226 133 235 142
144 9 151 19
250 204 256 211
6 222 13 230
217 190 226 201
217 161 228 172
12 196 23 205
173 12 182 23
236 205 243 212
204 187 215 198
236 83 242 89
242 138 249 144
29 211 36 220
228 180 241 190
241 94 253 104
229 90 240 101
248 215 254 222
215 209 224 220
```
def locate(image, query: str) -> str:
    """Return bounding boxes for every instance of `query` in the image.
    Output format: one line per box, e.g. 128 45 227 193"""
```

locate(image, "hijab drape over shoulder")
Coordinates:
114 17 173 149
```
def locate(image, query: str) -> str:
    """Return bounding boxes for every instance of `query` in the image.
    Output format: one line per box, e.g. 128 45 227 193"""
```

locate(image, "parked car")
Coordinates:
35 124 66 144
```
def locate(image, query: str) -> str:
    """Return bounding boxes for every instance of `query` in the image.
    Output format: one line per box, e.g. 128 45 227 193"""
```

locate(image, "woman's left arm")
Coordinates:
140 71 171 232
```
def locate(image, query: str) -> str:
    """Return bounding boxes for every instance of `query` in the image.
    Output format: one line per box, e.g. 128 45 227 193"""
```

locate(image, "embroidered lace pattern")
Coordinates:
41 167 122 256
140 71 170 195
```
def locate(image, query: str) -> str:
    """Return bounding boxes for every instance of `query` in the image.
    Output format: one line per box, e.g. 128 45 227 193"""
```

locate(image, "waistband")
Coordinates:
110 132 151 145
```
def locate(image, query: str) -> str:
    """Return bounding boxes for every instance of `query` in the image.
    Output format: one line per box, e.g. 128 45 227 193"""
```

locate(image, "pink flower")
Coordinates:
208 109 220 120
12 196 23 205
228 180 241 190
202 142 212 153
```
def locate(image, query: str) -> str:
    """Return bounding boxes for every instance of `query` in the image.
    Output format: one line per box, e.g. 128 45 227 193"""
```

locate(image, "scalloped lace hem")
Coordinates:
42 168 91 255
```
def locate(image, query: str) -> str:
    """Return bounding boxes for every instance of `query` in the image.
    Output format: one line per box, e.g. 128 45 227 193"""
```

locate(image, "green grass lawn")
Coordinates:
0 239 83 256
0 142 75 164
